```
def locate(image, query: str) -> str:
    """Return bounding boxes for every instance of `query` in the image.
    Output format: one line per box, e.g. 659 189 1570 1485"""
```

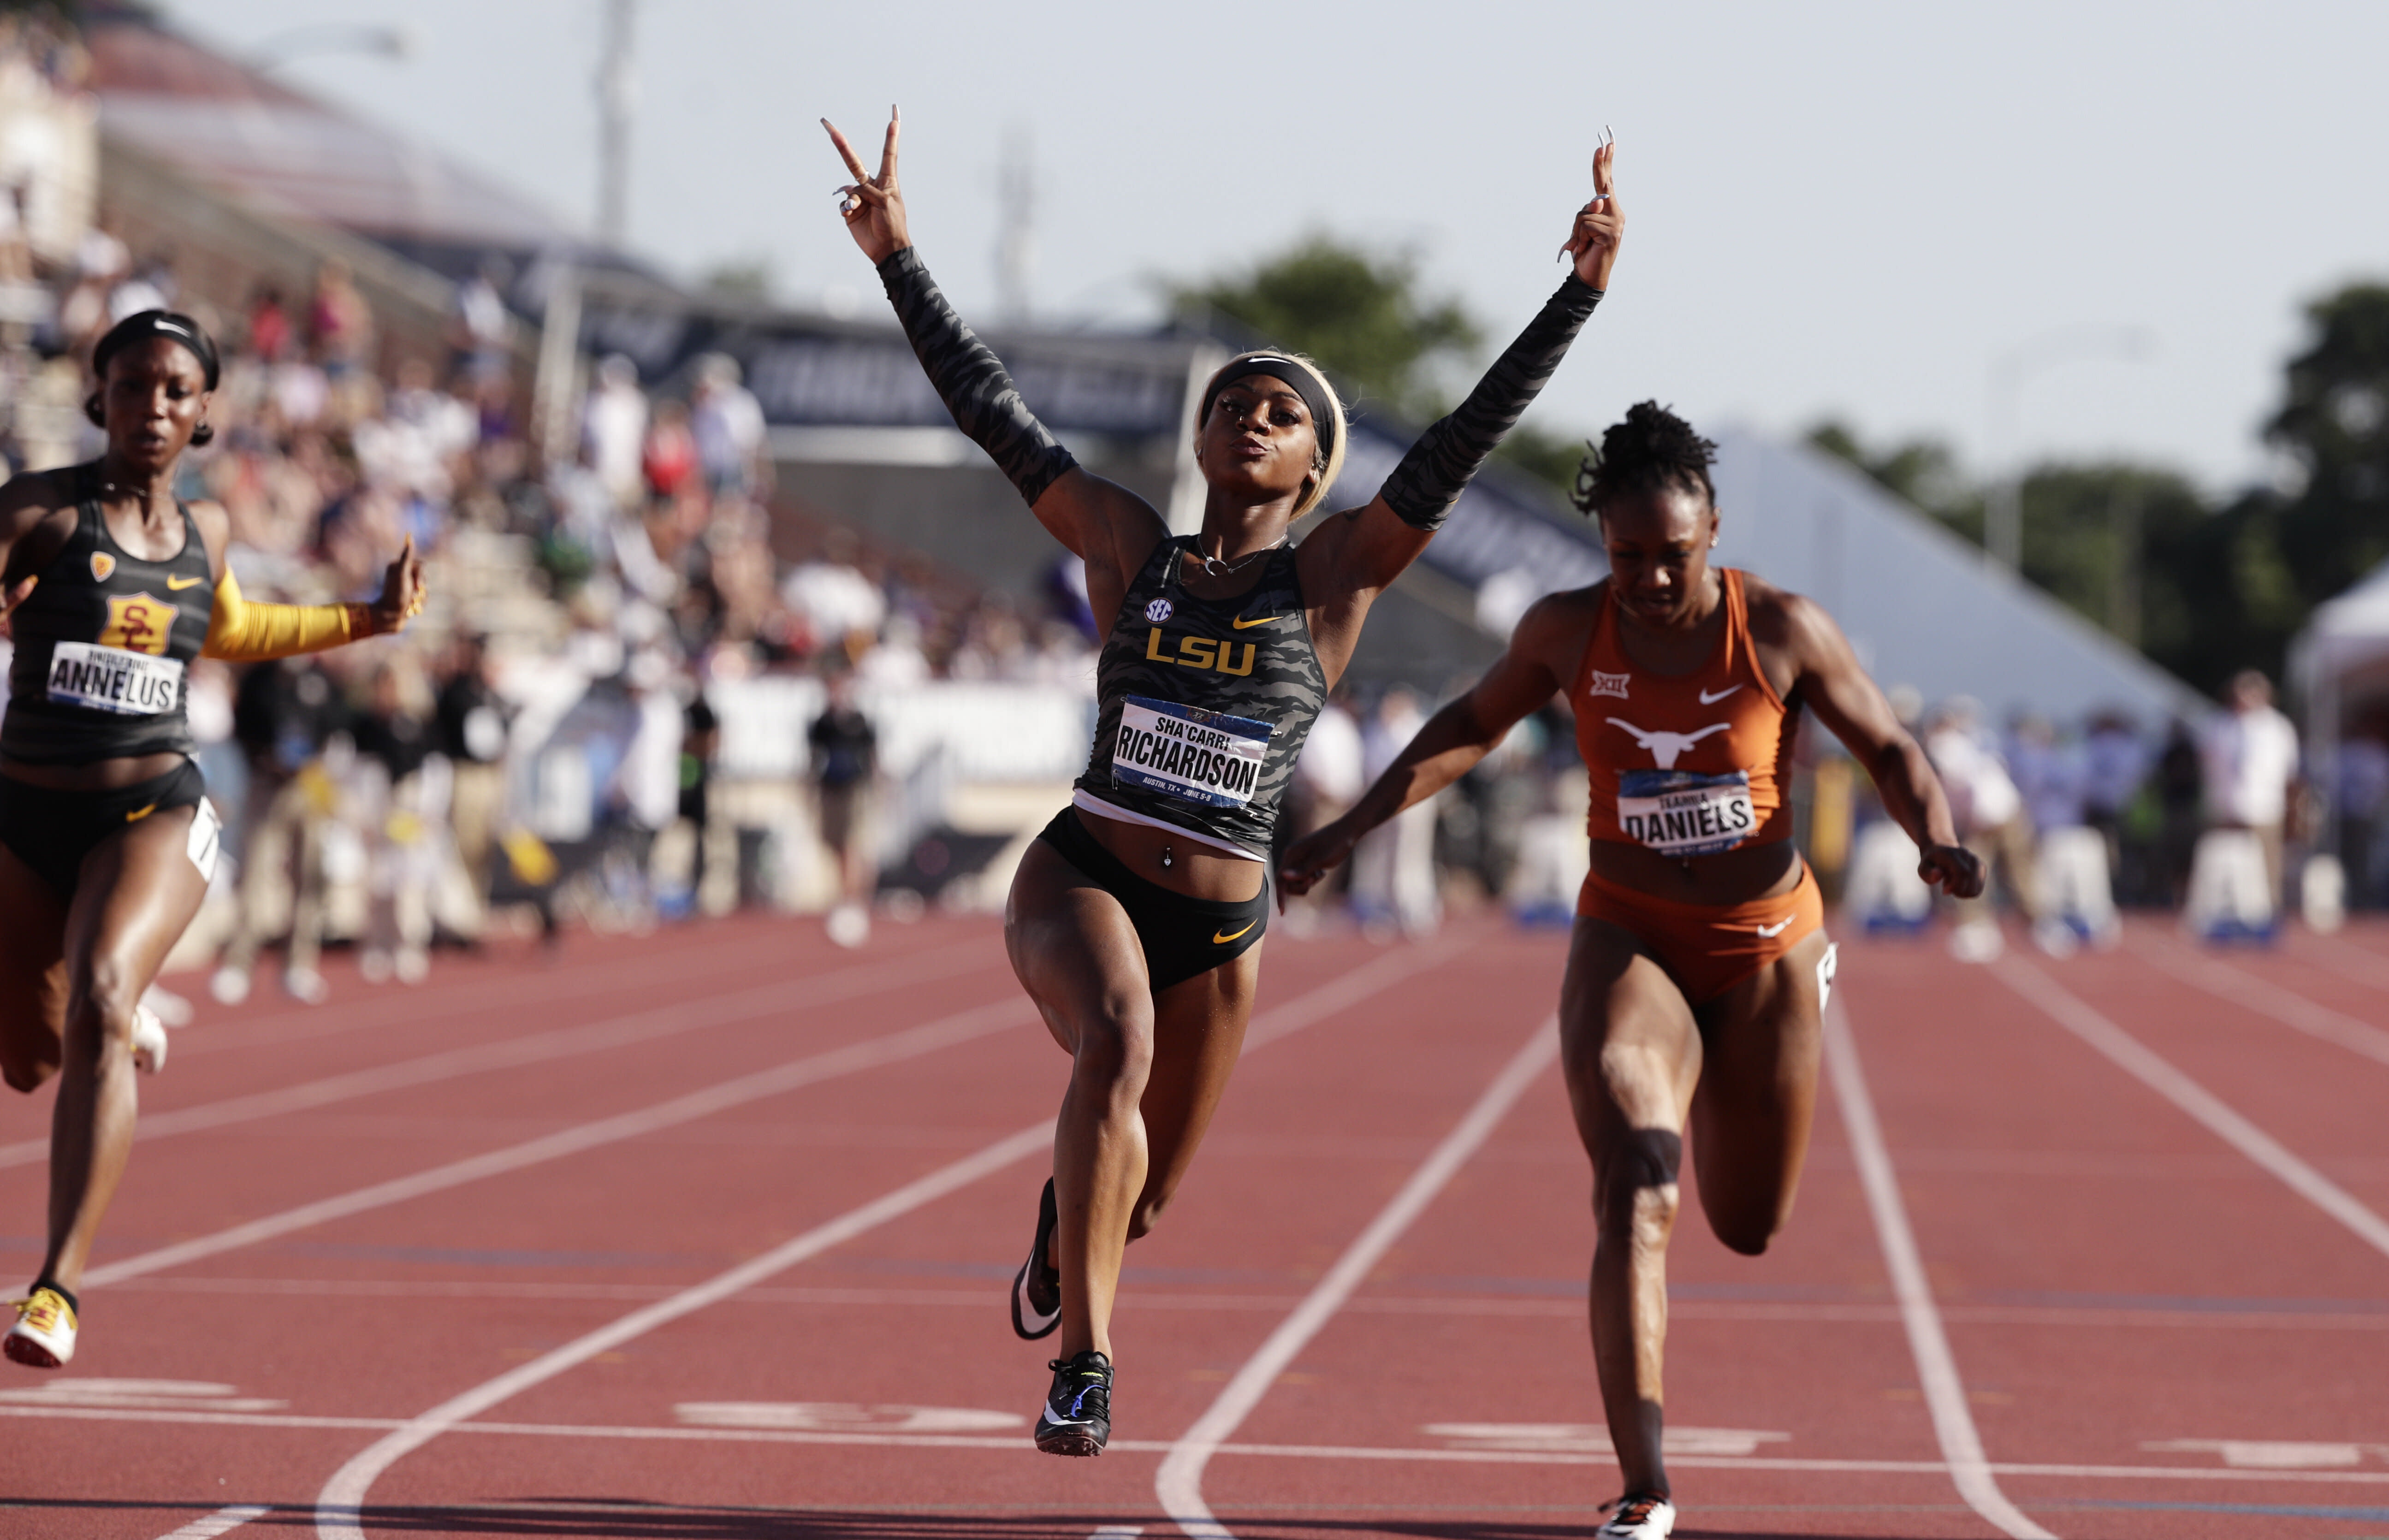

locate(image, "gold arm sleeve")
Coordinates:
201 569 371 661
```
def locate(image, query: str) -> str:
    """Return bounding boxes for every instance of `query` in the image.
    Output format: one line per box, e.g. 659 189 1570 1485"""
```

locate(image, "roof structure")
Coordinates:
1711 428 2206 726
83 11 578 250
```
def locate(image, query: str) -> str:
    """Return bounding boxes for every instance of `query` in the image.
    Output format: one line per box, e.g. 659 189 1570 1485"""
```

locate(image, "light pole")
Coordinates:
595 0 637 251
1985 326 2154 574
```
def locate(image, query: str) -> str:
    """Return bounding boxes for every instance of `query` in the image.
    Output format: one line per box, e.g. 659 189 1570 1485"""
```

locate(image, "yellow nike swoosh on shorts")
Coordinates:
165 574 206 590
1230 614 1281 629
124 803 157 823
1212 920 1257 945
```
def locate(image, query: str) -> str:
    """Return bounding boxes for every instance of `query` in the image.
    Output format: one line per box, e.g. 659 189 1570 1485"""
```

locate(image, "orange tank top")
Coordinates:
1571 568 1797 856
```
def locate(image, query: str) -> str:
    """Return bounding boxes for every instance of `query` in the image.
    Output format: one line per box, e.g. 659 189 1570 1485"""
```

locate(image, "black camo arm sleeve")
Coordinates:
877 247 1078 506
1379 275 1603 530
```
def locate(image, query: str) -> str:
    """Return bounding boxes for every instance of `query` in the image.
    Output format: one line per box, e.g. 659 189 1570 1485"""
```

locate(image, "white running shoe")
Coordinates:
1948 920 2005 963
209 965 252 1006
140 984 194 1027
825 902 870 949
1595 1493 1674 1538
5 1287 76 1368
130 1005 168 1074
283 966 328 1005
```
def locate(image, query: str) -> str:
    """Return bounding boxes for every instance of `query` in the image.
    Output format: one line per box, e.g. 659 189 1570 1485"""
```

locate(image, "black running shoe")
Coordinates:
1010 1177 1061 1340
1033 1349 1111 1456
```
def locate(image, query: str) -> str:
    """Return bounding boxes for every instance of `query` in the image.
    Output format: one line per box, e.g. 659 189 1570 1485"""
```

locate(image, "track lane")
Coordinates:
308 932 1489 1535
1847 932 2389 1538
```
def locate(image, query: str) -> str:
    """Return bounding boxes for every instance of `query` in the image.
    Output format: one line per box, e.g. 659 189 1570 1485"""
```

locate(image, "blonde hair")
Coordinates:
1196 349 1349 519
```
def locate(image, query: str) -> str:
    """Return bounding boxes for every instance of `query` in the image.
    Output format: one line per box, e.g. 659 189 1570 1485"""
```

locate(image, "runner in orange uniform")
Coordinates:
1281 403 1982 1540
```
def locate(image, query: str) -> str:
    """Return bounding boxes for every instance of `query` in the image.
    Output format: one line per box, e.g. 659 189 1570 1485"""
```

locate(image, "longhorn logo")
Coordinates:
1606 717 1729 770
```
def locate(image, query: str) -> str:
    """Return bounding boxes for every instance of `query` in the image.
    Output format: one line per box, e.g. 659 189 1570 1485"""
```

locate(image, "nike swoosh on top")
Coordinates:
1755 917 1793 938
1698 684 1742 705
1230 614 1281 629
1212 920 1258 944
124 803 157 823
165 574 206 590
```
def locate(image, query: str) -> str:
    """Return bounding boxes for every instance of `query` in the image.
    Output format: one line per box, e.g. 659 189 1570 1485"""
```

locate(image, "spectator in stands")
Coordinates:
245 281 292 364
2081 710 2147 866
1925 696 2035 961
1283 688 1364 924
582 353 648 511
352 654 439 984
678 687 720 915
2198 669 2301 906
642 397 699 500
213 658 346 1006
690 352 766 495
1351 688 1441 938
809 669 878 947
436 633 510 931
308 259 375 379
2336 717 2389 908
448 260 511 381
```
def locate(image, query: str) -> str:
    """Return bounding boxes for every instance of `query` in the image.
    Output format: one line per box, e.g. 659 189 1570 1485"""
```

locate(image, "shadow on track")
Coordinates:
0 1500 1916 1539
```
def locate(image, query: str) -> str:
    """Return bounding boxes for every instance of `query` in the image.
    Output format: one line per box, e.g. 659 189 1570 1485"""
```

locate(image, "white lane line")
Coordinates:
311 1121 1058 1540
1824 995 2057 1540
18 1403 2389 1485
2131 935 2389 1070
1998 957 2389 1263
305 944 1464 1539
1154 1013 1558 1540
0 946 994 1170
152 1507 270 1540
1090 1528 1147 1539
85 996 1035 1288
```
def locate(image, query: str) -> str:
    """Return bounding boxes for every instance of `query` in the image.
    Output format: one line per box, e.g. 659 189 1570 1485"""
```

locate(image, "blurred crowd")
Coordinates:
0 200 1100 1004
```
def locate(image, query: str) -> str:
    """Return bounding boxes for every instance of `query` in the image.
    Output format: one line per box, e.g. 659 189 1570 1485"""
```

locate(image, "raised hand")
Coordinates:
1559 136 1624 290
1918 842 1986 900
823 107 909 263
369 535 427 635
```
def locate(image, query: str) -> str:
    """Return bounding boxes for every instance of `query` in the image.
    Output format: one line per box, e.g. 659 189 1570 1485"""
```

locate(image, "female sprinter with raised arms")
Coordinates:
4 311 424 1369
824 108 1621 1454
1280 404 1982 1538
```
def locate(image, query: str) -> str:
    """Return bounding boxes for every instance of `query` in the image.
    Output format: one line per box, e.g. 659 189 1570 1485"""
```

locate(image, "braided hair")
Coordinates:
1570 400 1717 519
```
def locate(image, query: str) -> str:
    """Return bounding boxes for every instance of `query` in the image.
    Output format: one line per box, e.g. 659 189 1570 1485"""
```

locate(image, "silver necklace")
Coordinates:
1192 535 1286 580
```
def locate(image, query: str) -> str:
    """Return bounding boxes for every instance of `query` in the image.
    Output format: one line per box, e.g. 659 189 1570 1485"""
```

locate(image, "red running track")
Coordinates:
2 908 2386 1538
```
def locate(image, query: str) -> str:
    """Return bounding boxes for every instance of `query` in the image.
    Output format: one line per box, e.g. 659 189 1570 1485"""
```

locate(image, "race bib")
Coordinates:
1112 695 1272 809
46 641 184 717
1617 768 1757 856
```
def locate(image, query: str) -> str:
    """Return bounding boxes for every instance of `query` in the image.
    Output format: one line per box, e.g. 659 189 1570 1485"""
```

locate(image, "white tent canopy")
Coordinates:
2288 556 2389 828
1708 428 2207 728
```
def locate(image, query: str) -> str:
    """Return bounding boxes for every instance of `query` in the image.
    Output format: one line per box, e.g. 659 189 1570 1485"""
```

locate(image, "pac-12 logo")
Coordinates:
89 551 115 582
1145 598 1174 623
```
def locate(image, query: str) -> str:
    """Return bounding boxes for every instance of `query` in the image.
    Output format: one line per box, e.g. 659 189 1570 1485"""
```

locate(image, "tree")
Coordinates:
2266 283 2389 609
1167 237 1479 421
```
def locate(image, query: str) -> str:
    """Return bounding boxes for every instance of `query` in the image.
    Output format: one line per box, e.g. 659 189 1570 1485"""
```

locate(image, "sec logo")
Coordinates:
1144 598 1173 623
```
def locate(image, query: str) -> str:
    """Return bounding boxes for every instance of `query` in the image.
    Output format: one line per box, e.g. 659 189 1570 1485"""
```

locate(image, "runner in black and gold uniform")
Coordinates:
826 110 1624 1452
1 311 424 1370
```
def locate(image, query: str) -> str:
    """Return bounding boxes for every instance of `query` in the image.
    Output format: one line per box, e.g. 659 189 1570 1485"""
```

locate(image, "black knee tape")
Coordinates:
1617 1129 1684 1191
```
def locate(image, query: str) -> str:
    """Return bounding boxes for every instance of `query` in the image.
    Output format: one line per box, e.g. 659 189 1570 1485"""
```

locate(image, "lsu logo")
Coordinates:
89 551 115 583
1145 627 1255 677
98 592 179 656
1585 669 1630 700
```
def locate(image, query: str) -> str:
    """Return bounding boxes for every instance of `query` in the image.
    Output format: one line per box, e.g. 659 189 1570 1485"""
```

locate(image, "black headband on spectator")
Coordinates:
1198 356 1336 462
93 310 221 391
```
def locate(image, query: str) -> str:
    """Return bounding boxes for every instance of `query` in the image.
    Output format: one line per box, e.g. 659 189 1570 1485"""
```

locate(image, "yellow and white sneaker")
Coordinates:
6 1288 77 1368
131 1004 168 1074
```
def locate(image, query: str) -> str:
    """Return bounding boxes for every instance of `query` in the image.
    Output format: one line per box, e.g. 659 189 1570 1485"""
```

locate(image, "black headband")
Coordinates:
93 310 220 391
1199 355 1336 462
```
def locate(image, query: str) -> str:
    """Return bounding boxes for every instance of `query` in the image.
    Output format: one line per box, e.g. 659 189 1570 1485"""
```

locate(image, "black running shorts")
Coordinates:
1037 807 1269 992
0 758 211 899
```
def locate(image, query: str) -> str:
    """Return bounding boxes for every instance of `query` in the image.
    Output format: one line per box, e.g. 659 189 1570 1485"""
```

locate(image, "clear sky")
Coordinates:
164 0 2389 498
